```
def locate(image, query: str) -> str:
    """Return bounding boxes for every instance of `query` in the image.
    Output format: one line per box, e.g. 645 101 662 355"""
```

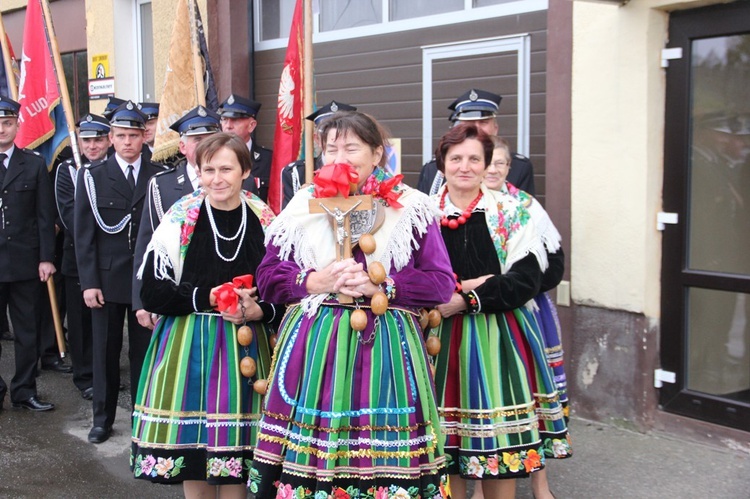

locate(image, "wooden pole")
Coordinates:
40 0 77 357
303 0 315 184
0 13 18 100
47 278 66 358
188 0 206 106
40 0 82 170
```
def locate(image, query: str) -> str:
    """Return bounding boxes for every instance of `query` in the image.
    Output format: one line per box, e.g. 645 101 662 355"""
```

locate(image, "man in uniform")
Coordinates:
55 113 111 400
219 94 272 201
0 96 56 412
74 101 165 442
138 102 160 154
417 88 536 196
132 105 221 330
280 100 357 208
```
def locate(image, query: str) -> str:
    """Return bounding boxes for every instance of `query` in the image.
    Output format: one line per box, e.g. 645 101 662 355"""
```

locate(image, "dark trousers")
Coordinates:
0 279 42 402
0 285 9 332
65 276 93 391
90 302 151 429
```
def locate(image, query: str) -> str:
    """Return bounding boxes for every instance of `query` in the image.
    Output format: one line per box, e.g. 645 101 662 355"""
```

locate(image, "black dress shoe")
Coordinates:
88 426 111 444
81 387 93 400
12 396 54 412
41 360 72 374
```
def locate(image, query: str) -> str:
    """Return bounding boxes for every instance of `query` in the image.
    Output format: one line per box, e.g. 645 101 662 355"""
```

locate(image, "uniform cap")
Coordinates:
218 94 261 118
170 106 221 136
103 96 126 119
138 102 160 120
306 101 357 125
77 114 111 138
109 100 147 130
0 95 20 117
448 88 502 122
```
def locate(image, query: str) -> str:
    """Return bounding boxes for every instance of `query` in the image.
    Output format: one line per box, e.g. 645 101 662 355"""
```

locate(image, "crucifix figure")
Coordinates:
309 194 373 303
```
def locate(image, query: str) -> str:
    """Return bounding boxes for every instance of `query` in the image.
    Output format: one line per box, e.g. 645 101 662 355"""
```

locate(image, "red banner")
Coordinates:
15 0 62 153
267 0 304 214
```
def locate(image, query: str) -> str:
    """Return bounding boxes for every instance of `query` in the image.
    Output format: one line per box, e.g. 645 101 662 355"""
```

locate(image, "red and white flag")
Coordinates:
15 0 68 169
267 0 305 214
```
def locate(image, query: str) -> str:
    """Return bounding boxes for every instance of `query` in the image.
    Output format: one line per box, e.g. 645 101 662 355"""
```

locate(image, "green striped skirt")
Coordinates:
249 304 450 499
431 308 571 480
130 312 272 484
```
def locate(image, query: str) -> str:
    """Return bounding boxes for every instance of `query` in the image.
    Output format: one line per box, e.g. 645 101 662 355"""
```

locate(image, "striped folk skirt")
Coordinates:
249 304 450 499
131 313 273 485
430 307 571 480
533 293 569 418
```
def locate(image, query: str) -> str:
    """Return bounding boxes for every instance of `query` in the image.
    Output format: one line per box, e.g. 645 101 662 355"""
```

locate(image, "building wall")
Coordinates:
567 0 747 438
253 10 548 188
3 0 87 53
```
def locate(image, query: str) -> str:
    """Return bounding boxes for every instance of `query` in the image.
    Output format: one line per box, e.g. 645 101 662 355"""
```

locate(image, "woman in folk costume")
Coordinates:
250 111 455 498
428 124 571 499
473 138 571 499
131 133 279 499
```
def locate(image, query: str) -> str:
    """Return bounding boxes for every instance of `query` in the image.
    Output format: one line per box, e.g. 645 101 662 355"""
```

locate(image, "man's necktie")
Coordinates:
127 164 136 191
0 153 7 186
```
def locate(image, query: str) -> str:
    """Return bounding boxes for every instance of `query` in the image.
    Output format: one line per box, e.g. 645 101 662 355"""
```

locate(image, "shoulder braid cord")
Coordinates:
83 168 131 234
148 177 166 232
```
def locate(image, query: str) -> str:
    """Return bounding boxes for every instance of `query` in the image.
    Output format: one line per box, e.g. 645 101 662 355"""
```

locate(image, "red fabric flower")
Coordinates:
232 274 254 289
313 163 359 198
213 283 239 314
376 174 404 208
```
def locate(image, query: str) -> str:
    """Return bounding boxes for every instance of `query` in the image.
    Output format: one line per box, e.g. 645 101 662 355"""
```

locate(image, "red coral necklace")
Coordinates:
440 188 483 230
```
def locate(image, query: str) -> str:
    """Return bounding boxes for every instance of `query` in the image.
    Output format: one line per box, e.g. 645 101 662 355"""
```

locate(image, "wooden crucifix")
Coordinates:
309 194 373 304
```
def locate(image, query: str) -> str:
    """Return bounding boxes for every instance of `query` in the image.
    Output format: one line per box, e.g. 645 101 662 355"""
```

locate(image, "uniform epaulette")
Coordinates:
512 152 528 161
19 148 42 157
87 158 107 169
153 166 177 177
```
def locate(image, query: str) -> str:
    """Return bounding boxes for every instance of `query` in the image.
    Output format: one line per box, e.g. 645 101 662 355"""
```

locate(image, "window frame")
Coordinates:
254 0 547 50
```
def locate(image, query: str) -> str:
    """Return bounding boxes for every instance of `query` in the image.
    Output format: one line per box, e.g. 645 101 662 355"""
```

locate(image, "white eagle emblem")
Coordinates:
277 64 296 121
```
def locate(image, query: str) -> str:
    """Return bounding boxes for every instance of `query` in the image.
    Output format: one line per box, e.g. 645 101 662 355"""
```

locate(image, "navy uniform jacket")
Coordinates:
249 142 272 202
74 156 165 304
0 148 55 281
280 156 323 209
54 156 93 277
131 160 197 310
416 152 536 197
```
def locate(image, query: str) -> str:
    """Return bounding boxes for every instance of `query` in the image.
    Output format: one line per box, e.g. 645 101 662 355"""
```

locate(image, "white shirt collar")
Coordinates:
115 153 142 180
186 162 200 190
0 144 15 167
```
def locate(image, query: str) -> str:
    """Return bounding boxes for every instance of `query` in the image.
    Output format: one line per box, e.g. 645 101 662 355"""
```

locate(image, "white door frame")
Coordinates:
421 34 531 163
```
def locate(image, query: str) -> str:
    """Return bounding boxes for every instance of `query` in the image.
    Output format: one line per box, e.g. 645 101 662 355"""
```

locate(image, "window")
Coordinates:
137 0 155 100
320 0 381 31
257 0 546 45
61 51 89 122
390 0 461 22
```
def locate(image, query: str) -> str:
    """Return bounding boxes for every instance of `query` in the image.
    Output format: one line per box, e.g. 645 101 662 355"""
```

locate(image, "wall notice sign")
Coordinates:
91 54 109 79
88 78 115 99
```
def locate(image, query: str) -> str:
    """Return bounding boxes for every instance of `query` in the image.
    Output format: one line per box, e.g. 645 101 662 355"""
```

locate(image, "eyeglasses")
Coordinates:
492 161 509 168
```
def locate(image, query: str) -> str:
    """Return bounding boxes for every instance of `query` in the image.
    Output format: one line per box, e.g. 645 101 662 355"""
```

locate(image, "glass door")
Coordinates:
660 1 750 431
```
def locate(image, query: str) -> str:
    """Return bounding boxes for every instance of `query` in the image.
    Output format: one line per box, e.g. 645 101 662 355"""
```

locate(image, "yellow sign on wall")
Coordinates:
91 54 109 79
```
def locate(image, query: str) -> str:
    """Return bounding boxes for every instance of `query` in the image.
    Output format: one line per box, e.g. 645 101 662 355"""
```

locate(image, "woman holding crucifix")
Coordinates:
131 133 279 498
251 111 455 498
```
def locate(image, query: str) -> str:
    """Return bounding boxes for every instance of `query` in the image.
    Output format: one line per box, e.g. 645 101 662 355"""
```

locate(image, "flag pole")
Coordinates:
0 13 18 100
40 0 77 357
40 0 81 170
188 0 206 107
303 0 314 184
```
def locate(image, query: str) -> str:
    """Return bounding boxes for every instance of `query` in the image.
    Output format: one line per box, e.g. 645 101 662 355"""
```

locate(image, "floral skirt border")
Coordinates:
130 442 253 485
248 459 451 499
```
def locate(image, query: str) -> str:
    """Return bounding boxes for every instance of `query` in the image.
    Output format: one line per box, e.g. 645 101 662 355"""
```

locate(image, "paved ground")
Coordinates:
1 334 749 498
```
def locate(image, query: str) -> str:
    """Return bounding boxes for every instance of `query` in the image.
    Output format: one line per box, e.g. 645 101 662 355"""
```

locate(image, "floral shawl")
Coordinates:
137 190 275 284
504 182 562 254
435 183 548 274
